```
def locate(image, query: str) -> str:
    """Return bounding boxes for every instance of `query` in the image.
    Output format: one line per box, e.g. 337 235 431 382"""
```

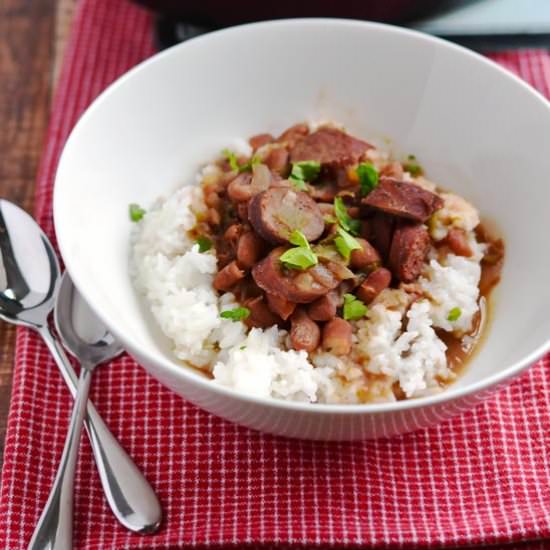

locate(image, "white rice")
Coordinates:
131 145 487 404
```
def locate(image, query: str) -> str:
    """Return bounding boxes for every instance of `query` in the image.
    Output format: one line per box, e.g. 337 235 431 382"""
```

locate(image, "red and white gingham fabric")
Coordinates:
1 1 550 549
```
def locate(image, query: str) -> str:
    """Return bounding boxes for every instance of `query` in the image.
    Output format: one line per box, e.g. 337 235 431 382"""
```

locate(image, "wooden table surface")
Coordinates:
0 0 75 471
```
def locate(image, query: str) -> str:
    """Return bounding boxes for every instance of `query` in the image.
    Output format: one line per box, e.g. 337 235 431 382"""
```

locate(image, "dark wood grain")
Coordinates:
0 0 60 471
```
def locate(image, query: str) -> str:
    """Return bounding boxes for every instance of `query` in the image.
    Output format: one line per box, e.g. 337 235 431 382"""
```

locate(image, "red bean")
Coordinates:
264 147 289 175
349 238 381 270
446 228 473 257
213 261 245 291
290 309 321 352
237 232 265 269
227 173 253 202
244 295 281 329
307 291 339 322
249 133 274 151
265 292 296 321
356 268 392 304
322 318 352 355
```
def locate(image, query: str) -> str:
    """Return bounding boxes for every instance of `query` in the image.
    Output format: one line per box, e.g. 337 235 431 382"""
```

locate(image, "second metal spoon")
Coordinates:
29 273 127 549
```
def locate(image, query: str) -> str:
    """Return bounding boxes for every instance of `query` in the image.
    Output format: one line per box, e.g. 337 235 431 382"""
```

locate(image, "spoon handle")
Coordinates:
28 366 92 550
38 326 162 534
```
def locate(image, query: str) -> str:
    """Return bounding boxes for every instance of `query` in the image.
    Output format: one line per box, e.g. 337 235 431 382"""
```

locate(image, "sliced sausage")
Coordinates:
361 213 395 260
244 295 281 329
277 123 309 147
349 238 381 270
317 202 335 218
356 268 392 304
362 177 443 223
265 292 296 321
290 127 371 167
249 133 273 151
290 309 321 352
445 228 473 257
388 224 431 283
252 247 341 303
306 291 339 322
248 187 324 244
213 260 245 291
236 231 266 269
264 147 289 175
322 317 353 356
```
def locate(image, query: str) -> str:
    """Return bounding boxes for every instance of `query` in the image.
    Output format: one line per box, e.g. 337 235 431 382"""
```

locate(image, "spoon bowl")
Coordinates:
54 272 123 367
0 199 60 328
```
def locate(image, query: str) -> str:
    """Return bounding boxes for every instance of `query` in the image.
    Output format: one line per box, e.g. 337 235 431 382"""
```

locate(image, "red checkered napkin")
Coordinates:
1 1 550 548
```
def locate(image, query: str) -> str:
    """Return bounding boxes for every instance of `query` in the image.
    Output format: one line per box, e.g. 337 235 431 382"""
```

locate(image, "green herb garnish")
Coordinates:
447 307 462 322
403 154 423 177
220 307 250 322
334 226 361 261
280 229 318 270
129 203 146 222
334 197 360 235
238 156 261 173
290 177 307 191
222 149 240 171
356 163 379 196
289 160 321 191
222 149 260 173
288 229 309 248
280 247 318 270
343 293 368 321
196 236 212 253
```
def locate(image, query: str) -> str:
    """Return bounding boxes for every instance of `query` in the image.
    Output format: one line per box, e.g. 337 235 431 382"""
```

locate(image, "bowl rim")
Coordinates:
54 17 550 415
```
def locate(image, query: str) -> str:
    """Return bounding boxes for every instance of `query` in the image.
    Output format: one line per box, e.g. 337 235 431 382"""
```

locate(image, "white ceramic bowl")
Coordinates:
54 19 550 440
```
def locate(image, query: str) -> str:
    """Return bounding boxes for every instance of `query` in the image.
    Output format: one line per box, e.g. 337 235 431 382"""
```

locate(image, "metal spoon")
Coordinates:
0 200 162 543
29 272 126 549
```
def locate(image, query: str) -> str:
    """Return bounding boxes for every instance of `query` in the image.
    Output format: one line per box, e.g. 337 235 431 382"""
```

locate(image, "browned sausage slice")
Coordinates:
362 177 443 223
389 224 431 283
248 187 324 245
265 292 296 321
361 214 395 261
356 267 392 304
322 317 353 356
252 247 341 303
349 238 381 270
290 309 321 352
306 291 340 322
213 260 246 291
290 127 371 167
